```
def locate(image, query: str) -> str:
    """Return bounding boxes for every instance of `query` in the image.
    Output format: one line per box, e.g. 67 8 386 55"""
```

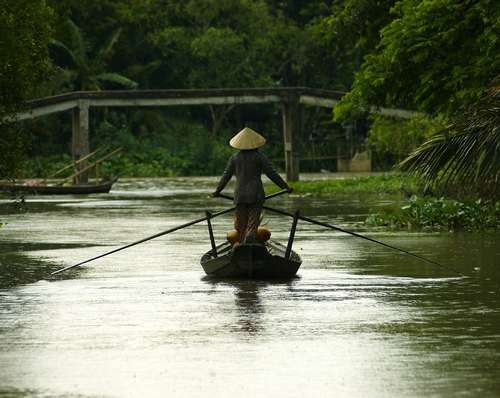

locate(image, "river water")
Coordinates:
0 177 499 398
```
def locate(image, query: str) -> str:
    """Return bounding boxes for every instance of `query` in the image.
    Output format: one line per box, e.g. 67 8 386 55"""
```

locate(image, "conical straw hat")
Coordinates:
229 127 266 150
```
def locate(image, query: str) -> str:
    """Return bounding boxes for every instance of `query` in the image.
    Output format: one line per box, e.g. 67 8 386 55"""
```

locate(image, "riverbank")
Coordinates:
286 174 418 196
366 196 500 232
280 175 499 232
2 173 497 231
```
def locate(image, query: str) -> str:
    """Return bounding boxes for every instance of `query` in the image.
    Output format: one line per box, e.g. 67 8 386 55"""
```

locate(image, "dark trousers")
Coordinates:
234 204 262 242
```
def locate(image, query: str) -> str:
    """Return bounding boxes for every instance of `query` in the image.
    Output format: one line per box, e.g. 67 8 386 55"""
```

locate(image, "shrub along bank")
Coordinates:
366 196 499 232
286 175 418 196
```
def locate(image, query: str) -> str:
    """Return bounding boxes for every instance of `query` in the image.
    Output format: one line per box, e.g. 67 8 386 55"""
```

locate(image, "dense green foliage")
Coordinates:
0 1 53 179
22 118 235 178
2 0 498 200
334 0 500 120
332 0 499 199
12 0 350 173
0 1 53 118
49 19 138 91
366 196 500 231
368 114 446 168
399 82 500 199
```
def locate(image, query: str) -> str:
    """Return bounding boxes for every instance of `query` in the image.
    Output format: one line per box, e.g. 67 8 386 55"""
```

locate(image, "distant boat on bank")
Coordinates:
0 177 118 195
0 147 121 196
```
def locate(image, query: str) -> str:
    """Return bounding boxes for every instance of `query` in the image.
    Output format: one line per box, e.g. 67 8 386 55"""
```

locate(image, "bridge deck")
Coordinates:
5 87 419 183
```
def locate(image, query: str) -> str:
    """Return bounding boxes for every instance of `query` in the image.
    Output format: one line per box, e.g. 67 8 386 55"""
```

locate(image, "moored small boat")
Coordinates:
200 240 302 279
0 177 118 195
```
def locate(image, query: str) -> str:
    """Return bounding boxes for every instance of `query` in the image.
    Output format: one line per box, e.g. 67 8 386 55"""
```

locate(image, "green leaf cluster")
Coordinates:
21 116 236 178
399 81 500 199
0 1 53 179
335 0 500 120
49 18 137 90
368 114 446 167
0 1 53 118
366 196 500 231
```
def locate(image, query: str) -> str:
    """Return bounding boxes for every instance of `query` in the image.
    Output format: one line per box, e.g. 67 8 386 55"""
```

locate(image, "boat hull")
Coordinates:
200 240 302 279
0 178 117 195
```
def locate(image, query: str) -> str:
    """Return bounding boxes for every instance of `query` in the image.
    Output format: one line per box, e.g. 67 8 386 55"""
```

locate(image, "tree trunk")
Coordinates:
209 104 235 136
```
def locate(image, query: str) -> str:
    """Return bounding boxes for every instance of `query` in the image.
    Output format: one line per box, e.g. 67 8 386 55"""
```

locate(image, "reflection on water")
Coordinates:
204 278 301 337
0 177 499 397
218 279 266 336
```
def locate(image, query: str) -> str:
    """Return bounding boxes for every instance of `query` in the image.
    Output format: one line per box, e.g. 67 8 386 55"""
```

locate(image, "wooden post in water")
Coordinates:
206 211 218 258
282 93 301 181
72 100 90 184
285 210 300 260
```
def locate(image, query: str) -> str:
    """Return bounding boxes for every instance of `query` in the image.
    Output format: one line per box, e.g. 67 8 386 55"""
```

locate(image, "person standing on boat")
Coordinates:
212 127 291 244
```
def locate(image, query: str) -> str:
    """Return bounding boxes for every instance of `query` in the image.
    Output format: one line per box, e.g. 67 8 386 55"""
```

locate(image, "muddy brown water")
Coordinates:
0 177 499 397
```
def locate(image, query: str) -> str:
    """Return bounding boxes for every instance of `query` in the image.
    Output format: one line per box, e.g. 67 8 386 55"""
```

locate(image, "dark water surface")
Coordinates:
0 177 499 398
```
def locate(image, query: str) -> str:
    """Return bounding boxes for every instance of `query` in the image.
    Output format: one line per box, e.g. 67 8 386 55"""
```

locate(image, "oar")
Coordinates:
217 188 289 202
218 195 463 276
265 205 464 275
51 206 235 276
51 190 289 276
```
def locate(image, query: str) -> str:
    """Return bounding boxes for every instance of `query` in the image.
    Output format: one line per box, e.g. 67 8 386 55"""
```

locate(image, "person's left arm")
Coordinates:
261 152 290 191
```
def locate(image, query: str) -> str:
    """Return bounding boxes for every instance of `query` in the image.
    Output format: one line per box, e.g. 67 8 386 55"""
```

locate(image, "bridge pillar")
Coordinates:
282 95 301 181
72 100 90 184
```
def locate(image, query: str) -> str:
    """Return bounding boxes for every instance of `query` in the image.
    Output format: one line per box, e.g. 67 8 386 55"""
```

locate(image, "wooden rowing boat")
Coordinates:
200 240 302 279
0 177 118 195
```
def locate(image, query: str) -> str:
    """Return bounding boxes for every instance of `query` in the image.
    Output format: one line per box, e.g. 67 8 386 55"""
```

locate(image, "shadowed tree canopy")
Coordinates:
49 18 138 91
399 79 500 198
0 0 53 179
334 0 500 121
0 0 53 119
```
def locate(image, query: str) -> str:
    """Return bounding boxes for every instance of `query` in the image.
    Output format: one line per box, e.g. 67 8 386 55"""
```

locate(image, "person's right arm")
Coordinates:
213 155 235 196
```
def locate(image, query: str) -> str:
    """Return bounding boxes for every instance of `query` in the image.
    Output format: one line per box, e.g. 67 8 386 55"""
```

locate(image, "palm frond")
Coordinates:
64 19 87 63
399 79 500 198
127 60 162 81
95 73 138 89
48 40 78 68
96 28 122 62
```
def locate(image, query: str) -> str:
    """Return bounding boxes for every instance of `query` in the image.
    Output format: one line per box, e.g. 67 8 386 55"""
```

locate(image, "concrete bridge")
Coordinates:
10 87 417 182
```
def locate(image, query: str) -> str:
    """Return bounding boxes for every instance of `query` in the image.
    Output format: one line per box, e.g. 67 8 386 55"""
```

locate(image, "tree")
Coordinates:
368 114 445 167
319 0 397 89
399 79 500 198
334 0 500 121
49 18 138 90
0 1 53 119
0 0 54 179
145 0 275 135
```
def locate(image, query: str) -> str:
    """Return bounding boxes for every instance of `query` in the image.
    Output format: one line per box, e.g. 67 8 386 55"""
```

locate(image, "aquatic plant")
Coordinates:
366 196 500 231
282 175 419 196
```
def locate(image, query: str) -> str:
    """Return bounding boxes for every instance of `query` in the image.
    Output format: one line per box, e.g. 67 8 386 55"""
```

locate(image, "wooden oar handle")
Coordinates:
217 189 289 202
